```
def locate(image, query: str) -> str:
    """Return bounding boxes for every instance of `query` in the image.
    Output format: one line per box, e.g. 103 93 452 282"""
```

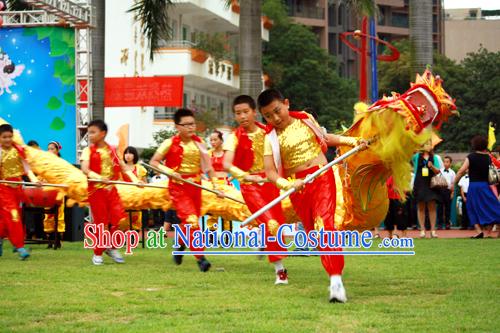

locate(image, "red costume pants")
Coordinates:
88 186 127 255
169 176 204 259
289 167 344 276
0 184 25 249
241 176 287 263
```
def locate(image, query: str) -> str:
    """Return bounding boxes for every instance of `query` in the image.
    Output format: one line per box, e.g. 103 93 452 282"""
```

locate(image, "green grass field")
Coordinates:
1 238 499 333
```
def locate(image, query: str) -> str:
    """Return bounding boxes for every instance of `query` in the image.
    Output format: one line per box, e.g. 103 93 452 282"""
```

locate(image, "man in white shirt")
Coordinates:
458 173 470 230
439 156 456 229
149 171 168 227
150 171 168 183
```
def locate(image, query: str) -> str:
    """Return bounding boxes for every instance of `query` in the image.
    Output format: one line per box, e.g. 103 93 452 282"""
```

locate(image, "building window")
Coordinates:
328 3 336 26
378 6 386 25
328 33 337 55
433 15 438 33
154 107 176 120
391 12 409 28
182 25 190 41
338 4 344 25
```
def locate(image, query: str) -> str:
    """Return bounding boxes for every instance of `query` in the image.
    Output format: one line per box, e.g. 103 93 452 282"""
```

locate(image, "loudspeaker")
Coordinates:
64 206 88 242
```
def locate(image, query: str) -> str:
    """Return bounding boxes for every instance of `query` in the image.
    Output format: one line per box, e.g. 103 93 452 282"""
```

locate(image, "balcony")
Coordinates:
171 0 269 41
151 44 240 93
288 5 325 20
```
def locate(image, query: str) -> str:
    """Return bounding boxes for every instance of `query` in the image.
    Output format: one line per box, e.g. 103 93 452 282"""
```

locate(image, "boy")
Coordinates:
0 124 38 260
458 172 470 230
150 108 219 272
258 89 362 303
439 156 455 229
80 119 140 265
223 95 288 285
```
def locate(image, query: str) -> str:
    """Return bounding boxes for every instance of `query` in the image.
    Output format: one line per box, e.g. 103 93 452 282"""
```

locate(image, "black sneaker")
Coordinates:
173 245 186 265
197 256 211 272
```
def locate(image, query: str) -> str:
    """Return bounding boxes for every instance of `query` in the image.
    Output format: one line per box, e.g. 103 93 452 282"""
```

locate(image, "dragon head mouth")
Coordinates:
401 70 458 132
368 70 457 134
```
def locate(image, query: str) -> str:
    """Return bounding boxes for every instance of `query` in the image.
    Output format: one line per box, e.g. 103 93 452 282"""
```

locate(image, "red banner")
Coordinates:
104 76 184 107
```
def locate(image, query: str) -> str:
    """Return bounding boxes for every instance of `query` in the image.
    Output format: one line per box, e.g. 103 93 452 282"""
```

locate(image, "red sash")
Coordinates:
164 135 210 173
12 143 26 159
89 143 121 181
233 122 266 172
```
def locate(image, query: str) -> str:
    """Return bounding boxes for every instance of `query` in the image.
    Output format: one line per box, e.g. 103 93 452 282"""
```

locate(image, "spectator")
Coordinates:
150 170 168 183
43 141 66 249
207 130 231 232
148 171 168 228
455 135 500 238
458 173 470 230
384 176 407 238
412 143 443 238
27 140 40 149
164 209 181 233
438 156 455 229
122 146 147 232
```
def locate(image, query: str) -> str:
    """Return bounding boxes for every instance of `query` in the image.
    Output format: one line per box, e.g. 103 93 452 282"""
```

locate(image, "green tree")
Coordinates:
378 41 500 152
440 48 500 151
263 23 357 131
141 127 176 162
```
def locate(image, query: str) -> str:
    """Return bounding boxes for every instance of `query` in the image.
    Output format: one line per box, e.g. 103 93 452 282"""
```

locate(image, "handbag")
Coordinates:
488 162 500 185
430 173 448 189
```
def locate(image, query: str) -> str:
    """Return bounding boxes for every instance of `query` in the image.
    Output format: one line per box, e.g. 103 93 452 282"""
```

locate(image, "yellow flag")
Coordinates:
488 122 496 151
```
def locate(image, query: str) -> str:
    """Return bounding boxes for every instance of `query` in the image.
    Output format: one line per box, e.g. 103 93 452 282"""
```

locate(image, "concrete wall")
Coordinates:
445 19 500 62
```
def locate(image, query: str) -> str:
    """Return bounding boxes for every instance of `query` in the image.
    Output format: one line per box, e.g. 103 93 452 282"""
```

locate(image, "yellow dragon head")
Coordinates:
336 70 457 230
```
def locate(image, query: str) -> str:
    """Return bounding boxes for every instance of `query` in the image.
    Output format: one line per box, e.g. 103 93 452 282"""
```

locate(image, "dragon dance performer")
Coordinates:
43 141 66 249
0 124 39 260
80 120 141 266
258 89 363 302
150 108 221 272
122 146 148 232
206 130 232 232
223 95 289 285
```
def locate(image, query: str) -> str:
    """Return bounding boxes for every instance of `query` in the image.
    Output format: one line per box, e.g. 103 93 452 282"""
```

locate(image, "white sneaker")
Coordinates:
92 255 104 265
105 249 125 264
431 230 438 238
329 281 347 303
419 230 426 238
275 269 288 285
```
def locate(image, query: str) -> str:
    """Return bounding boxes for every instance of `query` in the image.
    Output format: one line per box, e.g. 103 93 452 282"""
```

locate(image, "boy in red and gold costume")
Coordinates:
80 120 140 266
223 95 289 285
0 124 38 260
259 89 362 303
151 108 220 272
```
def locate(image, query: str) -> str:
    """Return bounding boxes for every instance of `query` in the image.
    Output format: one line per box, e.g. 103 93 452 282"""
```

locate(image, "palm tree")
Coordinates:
409 0 433 74
238 0 262 101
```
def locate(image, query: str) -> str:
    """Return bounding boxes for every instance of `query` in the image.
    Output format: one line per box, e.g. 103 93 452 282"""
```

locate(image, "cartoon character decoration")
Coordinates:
0 50 25 96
